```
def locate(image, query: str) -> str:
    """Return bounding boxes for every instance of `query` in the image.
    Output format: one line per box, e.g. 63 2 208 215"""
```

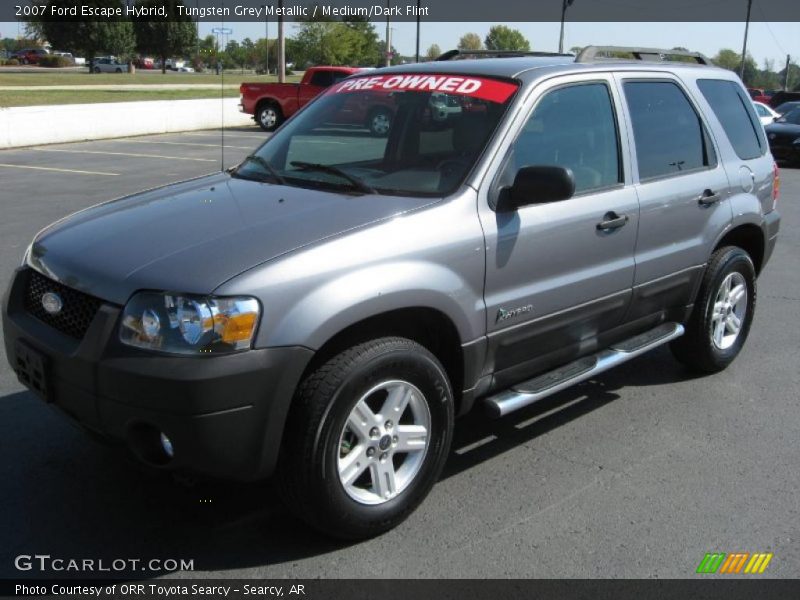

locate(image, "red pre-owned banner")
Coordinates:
330 74 519 104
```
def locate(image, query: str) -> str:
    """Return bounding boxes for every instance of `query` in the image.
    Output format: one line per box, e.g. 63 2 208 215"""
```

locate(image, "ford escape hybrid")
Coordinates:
3 47 780 539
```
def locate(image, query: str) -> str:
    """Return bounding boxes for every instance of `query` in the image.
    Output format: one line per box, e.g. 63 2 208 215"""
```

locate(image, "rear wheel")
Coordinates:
367 108 392 136
671 246 756 373
256 103 282 132
278 337 453 540
93 66 101 73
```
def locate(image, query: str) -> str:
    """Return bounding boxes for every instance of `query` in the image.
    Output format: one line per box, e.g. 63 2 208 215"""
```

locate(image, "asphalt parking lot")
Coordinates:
0 131 798 580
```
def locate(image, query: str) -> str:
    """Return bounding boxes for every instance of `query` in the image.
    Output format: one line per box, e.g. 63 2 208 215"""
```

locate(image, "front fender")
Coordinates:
268 261 480 350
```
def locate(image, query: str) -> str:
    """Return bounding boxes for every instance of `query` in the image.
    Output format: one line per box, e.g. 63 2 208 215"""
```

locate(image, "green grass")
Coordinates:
0 70 302 86
0 88 240 107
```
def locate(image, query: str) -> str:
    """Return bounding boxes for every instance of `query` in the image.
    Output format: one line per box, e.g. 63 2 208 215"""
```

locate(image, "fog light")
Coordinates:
160 432 174 458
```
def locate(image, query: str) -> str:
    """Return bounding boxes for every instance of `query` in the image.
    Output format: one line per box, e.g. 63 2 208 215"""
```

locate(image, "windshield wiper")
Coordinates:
236 155 286 185
290 161 377 194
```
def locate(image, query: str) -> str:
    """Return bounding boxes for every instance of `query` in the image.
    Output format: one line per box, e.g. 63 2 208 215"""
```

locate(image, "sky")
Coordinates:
2 20 798 68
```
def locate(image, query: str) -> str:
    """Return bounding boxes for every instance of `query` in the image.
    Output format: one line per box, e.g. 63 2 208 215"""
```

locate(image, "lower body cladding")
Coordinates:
2 268 313 480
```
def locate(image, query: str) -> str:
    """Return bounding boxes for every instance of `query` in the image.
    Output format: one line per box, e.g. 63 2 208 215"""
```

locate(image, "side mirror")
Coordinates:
496 166 576 212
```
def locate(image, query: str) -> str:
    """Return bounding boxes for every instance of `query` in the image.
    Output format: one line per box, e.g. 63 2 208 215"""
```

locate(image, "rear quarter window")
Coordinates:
697 79 765 160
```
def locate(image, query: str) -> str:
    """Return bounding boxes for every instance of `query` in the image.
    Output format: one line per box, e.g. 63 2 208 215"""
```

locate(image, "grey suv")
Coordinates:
3 47 781 539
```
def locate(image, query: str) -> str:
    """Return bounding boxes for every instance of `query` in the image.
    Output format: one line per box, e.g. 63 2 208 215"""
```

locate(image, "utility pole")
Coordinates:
740 0 753 81
385 0 392 67
415 0 421 63
278 0 285 83
558 0 574 54
784 54 791 91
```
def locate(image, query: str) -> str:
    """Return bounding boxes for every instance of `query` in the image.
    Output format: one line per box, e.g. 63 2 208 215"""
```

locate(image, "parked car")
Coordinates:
240 65 364 131
12 48 49 65
765 107 800 165
176 66 195 73
769 91 800 109
4 46 780 540
773 100 800 116
134 57 155 69
753 101 779 125
747 88 771 104
92 57 128 73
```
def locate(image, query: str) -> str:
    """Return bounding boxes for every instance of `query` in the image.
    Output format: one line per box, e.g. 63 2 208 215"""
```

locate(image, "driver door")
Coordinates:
478 75 639 387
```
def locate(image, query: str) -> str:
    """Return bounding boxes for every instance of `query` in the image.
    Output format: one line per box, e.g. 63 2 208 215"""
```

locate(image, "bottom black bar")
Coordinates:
3 579 800 600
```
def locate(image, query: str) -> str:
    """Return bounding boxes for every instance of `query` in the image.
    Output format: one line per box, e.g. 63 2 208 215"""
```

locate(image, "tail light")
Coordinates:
772 162 780 211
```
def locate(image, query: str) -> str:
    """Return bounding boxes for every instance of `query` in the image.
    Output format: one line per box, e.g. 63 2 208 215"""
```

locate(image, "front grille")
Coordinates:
24 270 102 339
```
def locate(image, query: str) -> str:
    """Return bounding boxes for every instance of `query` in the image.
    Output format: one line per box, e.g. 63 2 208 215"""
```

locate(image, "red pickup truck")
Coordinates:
240 66 369 132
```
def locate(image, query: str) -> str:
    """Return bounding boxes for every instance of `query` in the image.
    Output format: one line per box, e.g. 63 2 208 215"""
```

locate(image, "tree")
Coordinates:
712 48 757 85
132 0 197 73
569 45 584 55
484 25 530 52
458 33 483 51
425 44 441 61
25 0 135 66
292 20 382 67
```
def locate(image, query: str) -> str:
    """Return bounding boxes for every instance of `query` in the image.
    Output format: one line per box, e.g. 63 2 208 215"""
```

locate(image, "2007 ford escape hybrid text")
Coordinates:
3 47 781 539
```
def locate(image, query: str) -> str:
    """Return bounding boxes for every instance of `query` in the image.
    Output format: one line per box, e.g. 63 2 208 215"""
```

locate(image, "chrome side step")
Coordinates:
485 322 685 418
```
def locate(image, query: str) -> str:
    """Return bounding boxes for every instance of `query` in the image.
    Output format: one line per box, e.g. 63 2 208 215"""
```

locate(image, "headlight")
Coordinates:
120 292 260 355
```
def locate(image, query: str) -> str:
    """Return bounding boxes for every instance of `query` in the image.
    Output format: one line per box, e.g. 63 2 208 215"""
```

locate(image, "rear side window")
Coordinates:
698 79 765 160
624 81 716 181
310 70 335 87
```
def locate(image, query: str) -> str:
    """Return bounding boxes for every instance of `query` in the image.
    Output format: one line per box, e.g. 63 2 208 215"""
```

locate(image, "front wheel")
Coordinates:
278 337 454 540
671 246 756 373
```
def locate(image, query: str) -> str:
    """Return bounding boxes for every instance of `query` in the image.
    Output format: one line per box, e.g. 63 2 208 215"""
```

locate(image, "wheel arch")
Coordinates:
713 223 766 275
301 306 466 410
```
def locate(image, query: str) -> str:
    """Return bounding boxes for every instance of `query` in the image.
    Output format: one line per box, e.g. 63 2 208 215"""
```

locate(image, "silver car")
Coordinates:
3 46 781 540
92 56 128 73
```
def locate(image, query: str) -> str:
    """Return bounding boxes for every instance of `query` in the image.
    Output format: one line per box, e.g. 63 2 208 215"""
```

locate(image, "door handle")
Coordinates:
597 212 629 231
697 189 721 206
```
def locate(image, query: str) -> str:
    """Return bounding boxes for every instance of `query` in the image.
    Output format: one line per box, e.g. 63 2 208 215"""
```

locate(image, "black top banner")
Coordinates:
6 0 800 22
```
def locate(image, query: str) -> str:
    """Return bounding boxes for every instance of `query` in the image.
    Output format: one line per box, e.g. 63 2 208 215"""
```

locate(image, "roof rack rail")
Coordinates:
575 46 710 65
436 49 573 61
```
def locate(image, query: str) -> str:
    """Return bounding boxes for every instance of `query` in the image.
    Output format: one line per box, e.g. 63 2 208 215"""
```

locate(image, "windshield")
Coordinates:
235 73 519 196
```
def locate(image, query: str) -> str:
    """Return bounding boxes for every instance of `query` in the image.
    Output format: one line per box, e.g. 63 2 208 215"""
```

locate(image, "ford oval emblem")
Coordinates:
41 292 63 315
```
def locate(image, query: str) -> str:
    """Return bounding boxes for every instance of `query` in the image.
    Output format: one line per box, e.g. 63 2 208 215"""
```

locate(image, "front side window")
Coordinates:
501 82 622 194
697 79 765 160
234 73 519 197
624 81 716 181
309 70 335 87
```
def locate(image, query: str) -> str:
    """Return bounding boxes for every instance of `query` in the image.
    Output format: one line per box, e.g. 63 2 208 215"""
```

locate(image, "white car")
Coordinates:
753 101 779 126
177 66 195 73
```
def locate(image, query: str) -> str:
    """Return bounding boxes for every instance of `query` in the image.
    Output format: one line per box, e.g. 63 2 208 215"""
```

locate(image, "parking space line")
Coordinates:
177 131 266 139
32 148 218 162
0 163 119 176
116 139 254 150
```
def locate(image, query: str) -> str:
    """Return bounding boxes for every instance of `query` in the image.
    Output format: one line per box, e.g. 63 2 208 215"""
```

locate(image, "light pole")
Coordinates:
264 4 269 75
740 0 753 81
415 0 421 63
558 0 575 54
385 1 392 67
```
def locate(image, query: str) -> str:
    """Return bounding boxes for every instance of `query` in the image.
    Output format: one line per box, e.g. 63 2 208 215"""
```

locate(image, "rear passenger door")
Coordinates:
617 75 733 322
479 76 639 387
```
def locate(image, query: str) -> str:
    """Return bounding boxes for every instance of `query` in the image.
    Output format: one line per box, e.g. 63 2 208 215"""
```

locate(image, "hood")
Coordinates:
29 173 433 305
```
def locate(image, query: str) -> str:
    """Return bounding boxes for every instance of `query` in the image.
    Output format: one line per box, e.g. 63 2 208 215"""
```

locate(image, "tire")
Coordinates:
256 102 282 132
367 108 392 136
115 68 122 73
278 337 454 540
670 246 756 373
93 66 101 73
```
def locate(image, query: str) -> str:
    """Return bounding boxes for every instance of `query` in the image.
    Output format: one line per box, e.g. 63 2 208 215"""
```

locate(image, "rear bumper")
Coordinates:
762 209 780 270
3 268 313 481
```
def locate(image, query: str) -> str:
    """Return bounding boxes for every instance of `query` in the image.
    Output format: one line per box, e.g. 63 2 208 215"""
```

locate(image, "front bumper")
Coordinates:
2 268 313 480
